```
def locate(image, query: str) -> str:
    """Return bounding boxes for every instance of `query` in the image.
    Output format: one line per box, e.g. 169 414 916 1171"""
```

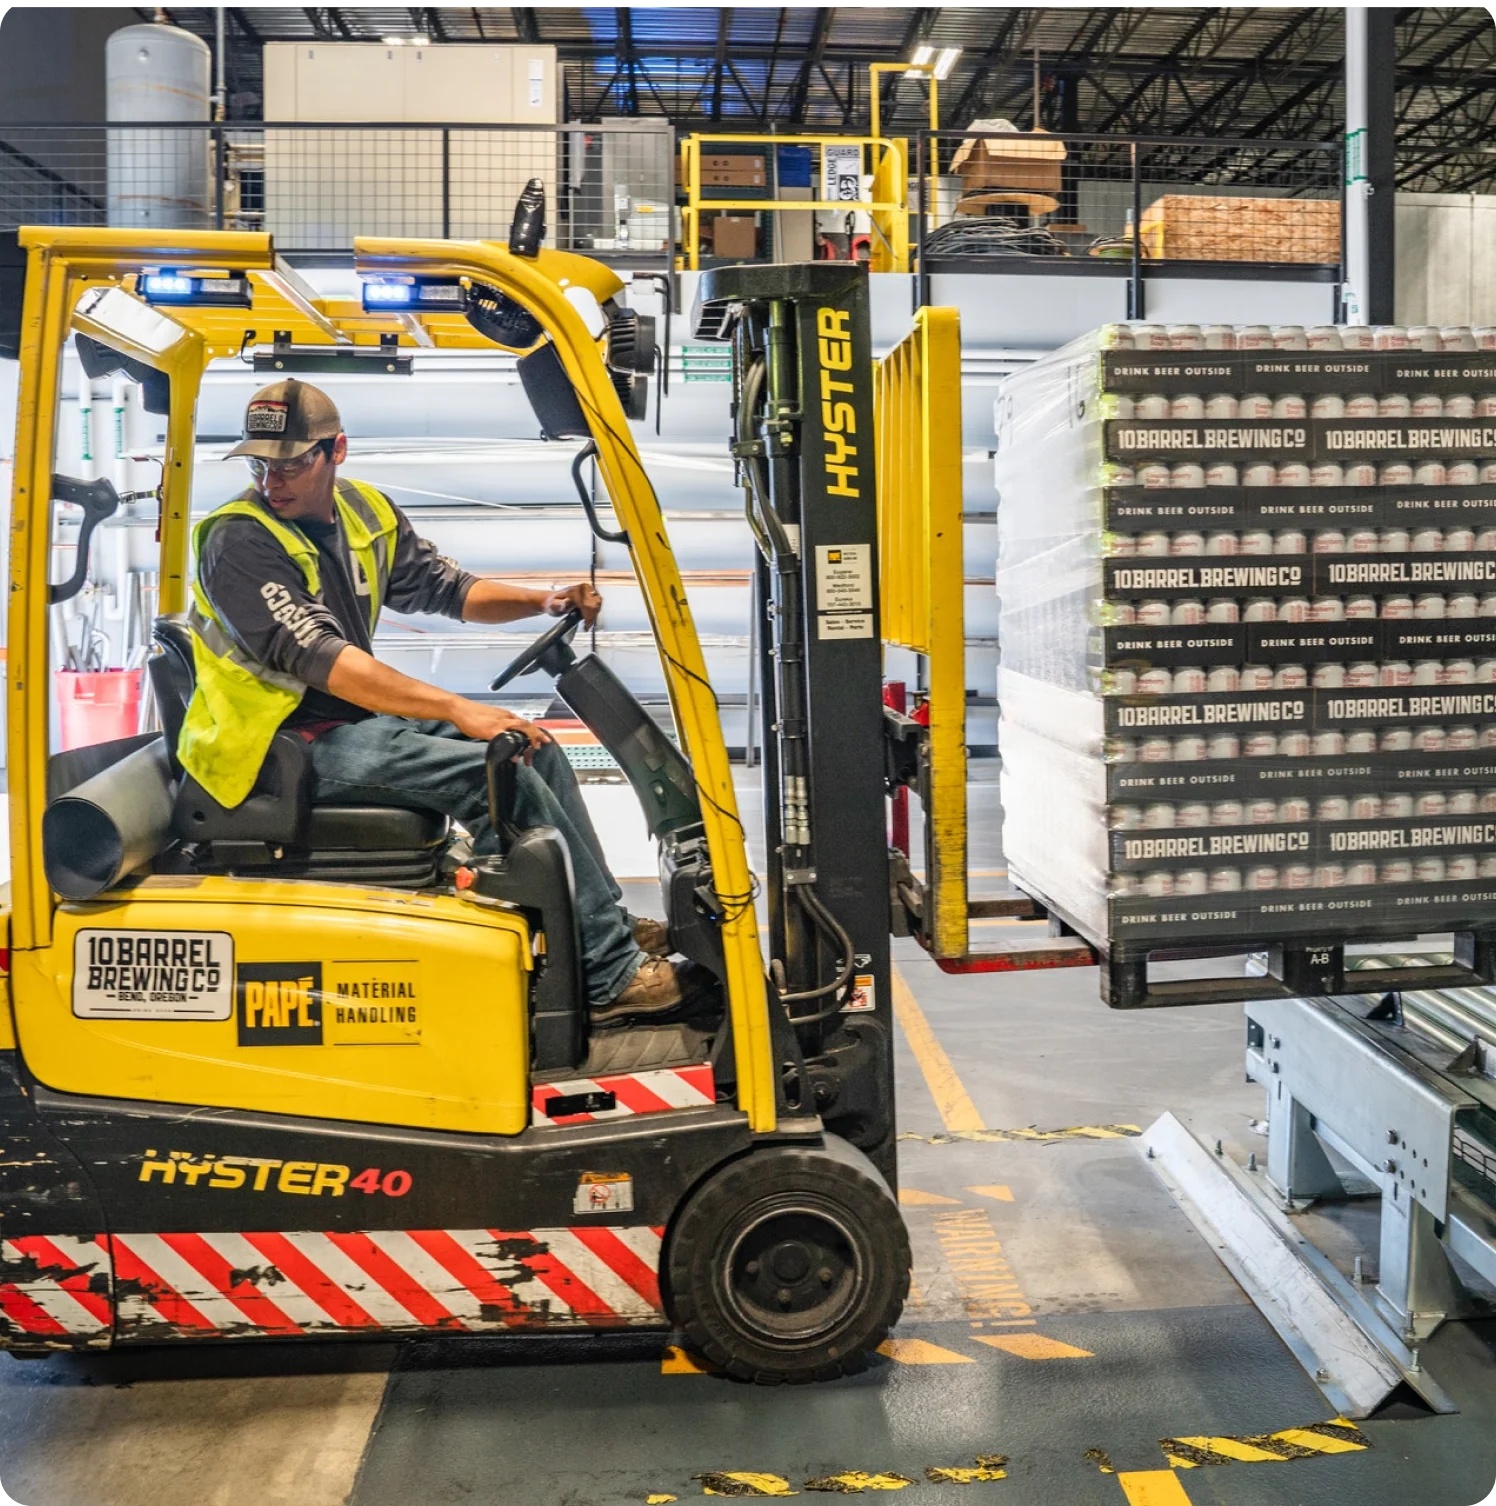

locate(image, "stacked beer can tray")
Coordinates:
994 320 1496 955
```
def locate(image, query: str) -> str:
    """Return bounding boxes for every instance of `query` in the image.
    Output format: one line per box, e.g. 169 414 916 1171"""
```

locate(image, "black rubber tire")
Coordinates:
663 1136 911 1384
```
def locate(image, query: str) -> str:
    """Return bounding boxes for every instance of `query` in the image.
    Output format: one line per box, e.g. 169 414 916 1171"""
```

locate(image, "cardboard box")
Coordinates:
1138 195 1340 264
949 130 1065 194
701 167 767 188
710 215 758 259
702 154 765 172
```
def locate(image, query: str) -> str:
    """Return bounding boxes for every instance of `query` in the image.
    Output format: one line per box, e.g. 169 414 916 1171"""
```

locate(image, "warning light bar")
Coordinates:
361 279 468 313
139 271 253 308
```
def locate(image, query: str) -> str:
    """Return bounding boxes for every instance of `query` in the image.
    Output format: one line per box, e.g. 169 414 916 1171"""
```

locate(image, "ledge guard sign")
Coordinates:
73 929 235 1020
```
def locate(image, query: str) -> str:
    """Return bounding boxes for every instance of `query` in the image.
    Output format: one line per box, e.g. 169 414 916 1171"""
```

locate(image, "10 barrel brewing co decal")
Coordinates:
73 929 234 1020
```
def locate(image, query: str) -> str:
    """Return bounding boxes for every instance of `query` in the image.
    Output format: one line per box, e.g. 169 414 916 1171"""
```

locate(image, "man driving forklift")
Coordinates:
187 375 700 1022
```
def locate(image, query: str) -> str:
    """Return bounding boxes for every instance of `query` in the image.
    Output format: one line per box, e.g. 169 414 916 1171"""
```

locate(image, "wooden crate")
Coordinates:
1138 194 1340 264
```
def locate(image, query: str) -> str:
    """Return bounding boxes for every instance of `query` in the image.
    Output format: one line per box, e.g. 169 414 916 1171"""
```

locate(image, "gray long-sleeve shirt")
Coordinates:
198 488 477 727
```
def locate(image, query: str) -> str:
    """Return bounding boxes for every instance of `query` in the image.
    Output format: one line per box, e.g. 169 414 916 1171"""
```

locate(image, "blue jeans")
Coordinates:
308 717 642 1007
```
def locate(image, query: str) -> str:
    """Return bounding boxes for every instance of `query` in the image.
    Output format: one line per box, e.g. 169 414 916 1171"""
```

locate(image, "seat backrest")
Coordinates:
150 615 196 773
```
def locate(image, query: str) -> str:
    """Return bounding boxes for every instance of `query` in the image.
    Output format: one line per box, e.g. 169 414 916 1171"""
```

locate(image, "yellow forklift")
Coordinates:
0 207 909 1381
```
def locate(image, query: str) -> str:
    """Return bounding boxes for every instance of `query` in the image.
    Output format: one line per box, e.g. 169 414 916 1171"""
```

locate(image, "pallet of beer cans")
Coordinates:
995 319 1496 992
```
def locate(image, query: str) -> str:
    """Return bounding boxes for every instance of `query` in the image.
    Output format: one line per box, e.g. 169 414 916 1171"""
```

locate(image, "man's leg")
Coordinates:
309 717 641 1008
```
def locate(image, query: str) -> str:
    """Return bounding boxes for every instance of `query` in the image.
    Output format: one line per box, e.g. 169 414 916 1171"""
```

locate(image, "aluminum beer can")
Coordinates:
1412 392 1444 418
1316 796 1350 821
1448 593 1478 618
1273 663 1309 689
1136 599 1172 625
1312 462 1345 487
1170 598 1206 624
1483 725 1496 747
1414 594 1447 620
1344 393 1379 418
1313 730 1347 755
1374 326 1411 350
1211 800 1244 825
1137 667 1173 695
1313 863 1346 887
1277 462 1311 487
1137 529 1172 555
1102 668 1138 696
1139 463 1173 490
1483 789 1496 810
1206 666 1240 692
1408 324 1441 351
1205 461 1239 487
1245 865 1279 890
1350 793 1383 819
1134 392 1170 418
1383 794 1414 817
1110 872 1142 896
1170 393 1205 419
1312 662 1345 688
1278 795 1311 822
1446 524 1476 550
1173 735 1207 761
1205 598 1240 623
1282 863 1314 889
1448 855 1478 880
1237 392 1273 418
1340 326 1376 351
1444 393 1476 418
1174 868 1209 895
1142 870 1175 897
1246 797 1278 824
1171 666 1207 694
1476 328 1496 350
1442 659 1476 685
1345 861 1378 884
1105 531 1138 557
1480 531 1496 553
1206 733 1240 759
1143 801 1177 828
1106 463 1137 486
1306 325 1342 350
1132 324 1171 351
1478 395 1496 417
1239 662 1275 688
1177 803 1211 829
1244 732 1278 757
1448 789 1479 814
1415 460 1448 486
1201 324 1236 349
1310 393 1345 419
1272 325 1307 349
1272 393 1307 419
1239 530 1274 556
1381 462 1415 486
1278 596 1312 621
1343 459 1379 485
1237 326 1272 351
1106 737 1139 763
1204 394 1237 418
1204 532 1239 557
1382 595 1415 620
1379 393 1412 418
1171 466 1206 491
1380 726 1413 751
1481 855 1496 878
1478 659 1496 682
1414 857 1447 883
1140 735 1174 762
1276 530 1308 555
1412 526 1444 552
1279 730 1311 757
1380 660 1413 685
1412 657 1442 683
1209 866 1243 891
1243 462 1276 487
1346 728 1379 752
1346 596 1379 619
1168 324 1204 350
1415 790 1447 816
1447 460 1480 485
1413 724 1447 750
1346 527 1379 553
1238 595 1280 622
1447 725 1478 751
1440 326 1476 351
1345 662 1379 688
1310 598 1346 622
1312 529 1346 553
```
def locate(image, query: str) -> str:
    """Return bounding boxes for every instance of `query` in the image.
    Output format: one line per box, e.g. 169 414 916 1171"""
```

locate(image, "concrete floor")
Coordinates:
2 766 1495 1506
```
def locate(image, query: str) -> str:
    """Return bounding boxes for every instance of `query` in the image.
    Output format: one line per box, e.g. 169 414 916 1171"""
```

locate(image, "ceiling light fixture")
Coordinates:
933 47 962 80
411 34 430 45
905 43 934 78
381 35 405 45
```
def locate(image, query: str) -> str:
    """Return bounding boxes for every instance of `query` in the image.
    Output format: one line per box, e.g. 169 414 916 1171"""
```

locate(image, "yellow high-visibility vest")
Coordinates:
178 477 398 808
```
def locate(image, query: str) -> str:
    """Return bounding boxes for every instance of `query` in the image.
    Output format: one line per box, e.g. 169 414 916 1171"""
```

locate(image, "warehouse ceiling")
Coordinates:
155 7 1495 191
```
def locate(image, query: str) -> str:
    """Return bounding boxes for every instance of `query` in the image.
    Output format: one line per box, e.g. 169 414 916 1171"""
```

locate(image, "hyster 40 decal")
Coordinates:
139 1150 412 1198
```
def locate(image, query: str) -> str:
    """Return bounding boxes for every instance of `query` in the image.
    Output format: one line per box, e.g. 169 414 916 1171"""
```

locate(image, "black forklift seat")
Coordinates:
149 616 448 884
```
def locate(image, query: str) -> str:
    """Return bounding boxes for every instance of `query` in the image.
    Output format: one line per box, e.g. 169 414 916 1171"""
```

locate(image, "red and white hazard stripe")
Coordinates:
0 1235 113 1343
530 1065 716 1126
0 1226 662 1342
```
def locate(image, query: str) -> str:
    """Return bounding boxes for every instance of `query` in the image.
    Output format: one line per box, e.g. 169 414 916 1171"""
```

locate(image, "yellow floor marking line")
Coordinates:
647 1497 678 1504
966 1184 1014 1202
804 1473 914 1493
973 1333 1093 1360
661 1345 719 1374
898 1187 964 1206
696 1473 798 1497
930 1205 1034 1324
1161 1418 1371 1470
900 1125 1141 1145
890 966 987 1134
878 1337 977 1365
924 1456 1008 1484
1117 1471 1194 1506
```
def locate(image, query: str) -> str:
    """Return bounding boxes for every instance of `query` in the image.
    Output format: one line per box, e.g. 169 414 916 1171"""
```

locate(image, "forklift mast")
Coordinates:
693 265 895 1178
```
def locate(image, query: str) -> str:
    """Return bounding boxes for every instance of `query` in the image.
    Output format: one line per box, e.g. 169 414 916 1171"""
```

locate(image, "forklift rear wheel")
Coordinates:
664 1137 910 1384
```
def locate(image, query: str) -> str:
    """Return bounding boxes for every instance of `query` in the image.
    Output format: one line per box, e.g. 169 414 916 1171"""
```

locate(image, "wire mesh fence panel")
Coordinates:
0 121 674 261
921 132 1342 267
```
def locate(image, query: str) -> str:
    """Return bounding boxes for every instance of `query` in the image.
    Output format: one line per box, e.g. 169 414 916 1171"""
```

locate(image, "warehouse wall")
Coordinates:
0 7 140 125
1396 192 1496 327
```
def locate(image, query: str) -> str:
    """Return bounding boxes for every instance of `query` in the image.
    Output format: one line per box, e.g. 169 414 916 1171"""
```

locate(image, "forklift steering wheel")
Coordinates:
489 606 586 692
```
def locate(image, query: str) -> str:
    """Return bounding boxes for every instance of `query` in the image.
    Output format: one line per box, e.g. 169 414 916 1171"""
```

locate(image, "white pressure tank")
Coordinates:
106 22 211 228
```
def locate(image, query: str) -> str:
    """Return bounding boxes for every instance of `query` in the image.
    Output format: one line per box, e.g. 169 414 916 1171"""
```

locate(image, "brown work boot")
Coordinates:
631 915 672 957
592 956 700 1024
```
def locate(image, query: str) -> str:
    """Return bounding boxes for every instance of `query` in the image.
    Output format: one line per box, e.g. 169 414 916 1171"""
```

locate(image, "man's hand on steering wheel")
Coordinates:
449 700 548 760
542 581 602 626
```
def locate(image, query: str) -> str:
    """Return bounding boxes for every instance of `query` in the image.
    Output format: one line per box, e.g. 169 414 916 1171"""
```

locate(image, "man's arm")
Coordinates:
324 645 547 749
461 579 602 625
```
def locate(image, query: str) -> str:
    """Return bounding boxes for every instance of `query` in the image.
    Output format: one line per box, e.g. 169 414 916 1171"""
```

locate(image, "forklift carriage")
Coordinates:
0 222 909 1383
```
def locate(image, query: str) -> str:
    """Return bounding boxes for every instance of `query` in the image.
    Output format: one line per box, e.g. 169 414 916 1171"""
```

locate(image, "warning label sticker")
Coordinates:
842 973 877 1013
73 929 234 1020
574 1171 634 1215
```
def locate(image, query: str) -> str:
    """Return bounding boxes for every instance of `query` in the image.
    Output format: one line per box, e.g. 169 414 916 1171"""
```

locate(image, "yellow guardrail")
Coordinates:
680 132 911 272
875 306 967 958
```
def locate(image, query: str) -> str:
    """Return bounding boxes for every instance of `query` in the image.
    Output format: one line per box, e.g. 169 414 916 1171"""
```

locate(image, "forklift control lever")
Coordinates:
49 473 121 604
489 606 584 692
484 728 532 852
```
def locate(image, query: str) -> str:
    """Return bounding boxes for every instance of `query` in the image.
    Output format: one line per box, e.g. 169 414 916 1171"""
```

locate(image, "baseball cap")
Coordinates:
225 379 342 461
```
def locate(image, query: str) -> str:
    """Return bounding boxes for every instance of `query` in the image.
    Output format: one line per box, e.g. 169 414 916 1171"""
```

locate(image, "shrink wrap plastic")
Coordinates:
995 324 1496 950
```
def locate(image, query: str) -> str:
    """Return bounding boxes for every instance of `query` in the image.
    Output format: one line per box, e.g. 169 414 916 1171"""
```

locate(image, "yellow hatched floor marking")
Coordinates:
661 1344 719 1374
1162 1418 1371 1469
647 1497 678 1504
924 1457 1008 1484
899 1125 1141 1145
890 966 986 1134
804 1472 914 1492
1118 1471 1195 1506
898 1187 963 1206
878 1337 976 1365
966 1184 1014 1202
697 1473 797 1496
972 1333 1094 1360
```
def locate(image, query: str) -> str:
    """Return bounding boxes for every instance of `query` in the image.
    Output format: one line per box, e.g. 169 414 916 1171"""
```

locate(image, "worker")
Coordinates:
180 378 698 1023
